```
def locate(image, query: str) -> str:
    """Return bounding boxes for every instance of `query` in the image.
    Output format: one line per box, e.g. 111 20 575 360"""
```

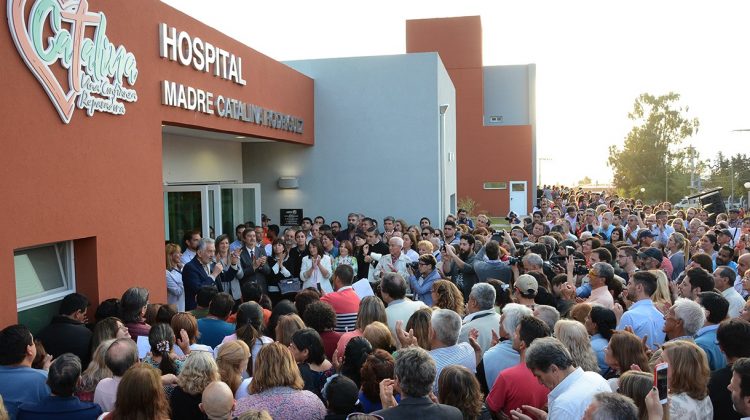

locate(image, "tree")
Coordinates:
577 176 592 186
607 92 700 202
705 152 750 203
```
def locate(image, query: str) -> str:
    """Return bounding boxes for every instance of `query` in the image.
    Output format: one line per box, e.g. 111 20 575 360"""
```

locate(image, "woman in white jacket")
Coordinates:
165 243 185 312
301 238 333 293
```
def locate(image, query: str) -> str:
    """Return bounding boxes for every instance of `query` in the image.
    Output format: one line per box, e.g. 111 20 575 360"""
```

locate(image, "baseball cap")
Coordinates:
638 247 662 261
516 274 538 295
718 229 733 238
637 230 656 240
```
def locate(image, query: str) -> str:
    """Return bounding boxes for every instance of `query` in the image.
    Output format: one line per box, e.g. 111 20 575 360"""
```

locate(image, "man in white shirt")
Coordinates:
181 230 202 265
373 237 411 283
714 266 745 318
229 224 246 253
522 337 610 419
380 272 427 345
459 283 501 354
586 262 614 310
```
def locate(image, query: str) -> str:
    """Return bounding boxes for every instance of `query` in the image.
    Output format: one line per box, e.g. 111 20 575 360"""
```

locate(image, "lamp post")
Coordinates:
744 182 750 210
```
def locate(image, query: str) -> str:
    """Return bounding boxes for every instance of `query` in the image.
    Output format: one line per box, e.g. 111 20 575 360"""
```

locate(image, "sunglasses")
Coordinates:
422 232 429 236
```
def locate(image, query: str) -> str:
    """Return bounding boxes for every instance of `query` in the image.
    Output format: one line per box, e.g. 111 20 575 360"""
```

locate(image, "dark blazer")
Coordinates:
239 245 271 292
17 396 102 420
372 396 463 420
36 316 92 368
182 256 237 310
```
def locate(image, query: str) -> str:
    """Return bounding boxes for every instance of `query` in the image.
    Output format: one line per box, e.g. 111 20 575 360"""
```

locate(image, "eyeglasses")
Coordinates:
422 232 429 237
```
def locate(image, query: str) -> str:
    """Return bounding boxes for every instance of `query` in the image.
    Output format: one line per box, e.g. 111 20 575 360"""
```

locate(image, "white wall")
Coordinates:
162 133 243 184
437 59 457 220
240 53 455 227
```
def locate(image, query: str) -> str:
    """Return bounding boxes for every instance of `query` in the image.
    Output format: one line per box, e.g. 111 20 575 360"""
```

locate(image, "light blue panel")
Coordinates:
241 53 455 227
483 65 532 126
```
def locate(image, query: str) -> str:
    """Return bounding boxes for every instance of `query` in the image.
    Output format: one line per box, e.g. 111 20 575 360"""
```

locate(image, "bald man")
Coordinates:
200 381 235 420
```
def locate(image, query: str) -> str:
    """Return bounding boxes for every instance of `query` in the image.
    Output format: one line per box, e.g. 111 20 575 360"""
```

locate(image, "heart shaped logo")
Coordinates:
7 0 138 123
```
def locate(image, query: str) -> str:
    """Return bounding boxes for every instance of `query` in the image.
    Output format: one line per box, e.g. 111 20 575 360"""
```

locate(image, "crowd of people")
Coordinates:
2 188 750 420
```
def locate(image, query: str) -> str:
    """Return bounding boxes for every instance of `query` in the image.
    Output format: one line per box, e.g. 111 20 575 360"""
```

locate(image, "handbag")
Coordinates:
278 277 302 294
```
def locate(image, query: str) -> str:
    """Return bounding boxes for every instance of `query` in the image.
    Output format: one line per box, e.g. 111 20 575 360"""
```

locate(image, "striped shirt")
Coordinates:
320 287 360 333
430 342 477 395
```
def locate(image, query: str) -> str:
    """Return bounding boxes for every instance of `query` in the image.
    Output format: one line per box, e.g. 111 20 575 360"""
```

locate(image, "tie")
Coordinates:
204 264 210 276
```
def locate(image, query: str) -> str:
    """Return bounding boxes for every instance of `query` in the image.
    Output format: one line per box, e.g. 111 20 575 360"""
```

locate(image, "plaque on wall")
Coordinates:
280 209 303 226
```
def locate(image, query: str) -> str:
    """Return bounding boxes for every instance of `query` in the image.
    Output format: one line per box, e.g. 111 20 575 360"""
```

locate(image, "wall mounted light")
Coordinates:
277 176 299 189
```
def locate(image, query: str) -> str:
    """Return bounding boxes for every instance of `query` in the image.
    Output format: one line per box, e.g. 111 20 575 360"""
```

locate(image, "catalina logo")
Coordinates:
7 0 138 123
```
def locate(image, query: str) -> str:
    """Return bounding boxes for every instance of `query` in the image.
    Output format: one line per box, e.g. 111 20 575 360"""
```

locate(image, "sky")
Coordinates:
161 0 750 186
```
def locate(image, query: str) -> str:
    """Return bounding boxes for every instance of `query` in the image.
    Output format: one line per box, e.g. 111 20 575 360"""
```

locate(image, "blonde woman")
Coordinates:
76 339 115 402
234 342 326 419
362 321 397 353
417 240 434 256
335 296 387 361
165 243 185 312
660 340 713 419
216 340 251 398
170 351 220 419
666 232 688 281
649 270 672 315
553 320 599 373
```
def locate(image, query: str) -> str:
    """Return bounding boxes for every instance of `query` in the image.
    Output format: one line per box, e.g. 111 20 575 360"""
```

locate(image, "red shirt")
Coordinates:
486 362 550 417
320 287 360 333
320 330 343 361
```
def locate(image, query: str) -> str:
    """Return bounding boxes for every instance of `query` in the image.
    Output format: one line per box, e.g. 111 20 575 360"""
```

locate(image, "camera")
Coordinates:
507 257 520 266
572 260 588 276
408 261 420 271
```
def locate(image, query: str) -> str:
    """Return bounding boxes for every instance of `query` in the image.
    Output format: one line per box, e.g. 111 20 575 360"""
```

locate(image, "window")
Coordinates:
15 242 75 311
483 182 508 190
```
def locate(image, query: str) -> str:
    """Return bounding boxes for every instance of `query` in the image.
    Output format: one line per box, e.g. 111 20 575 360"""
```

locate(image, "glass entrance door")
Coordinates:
163 183 261 244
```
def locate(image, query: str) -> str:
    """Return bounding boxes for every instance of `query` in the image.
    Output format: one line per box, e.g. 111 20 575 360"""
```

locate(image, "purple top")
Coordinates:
126 321 150 341
234 386 326 420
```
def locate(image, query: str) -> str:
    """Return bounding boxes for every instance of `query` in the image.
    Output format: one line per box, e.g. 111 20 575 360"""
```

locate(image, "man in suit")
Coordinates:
373 346 462 420
183 238 239 310
239 228 272 293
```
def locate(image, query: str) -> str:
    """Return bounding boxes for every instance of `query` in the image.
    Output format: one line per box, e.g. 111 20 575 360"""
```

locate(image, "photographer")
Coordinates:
442 234 479 301
565 254 591 297
408 254 441 306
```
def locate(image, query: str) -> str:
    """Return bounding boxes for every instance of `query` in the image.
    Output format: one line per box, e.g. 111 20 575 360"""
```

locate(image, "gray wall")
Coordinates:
483 64 535 126
241 53 456 227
